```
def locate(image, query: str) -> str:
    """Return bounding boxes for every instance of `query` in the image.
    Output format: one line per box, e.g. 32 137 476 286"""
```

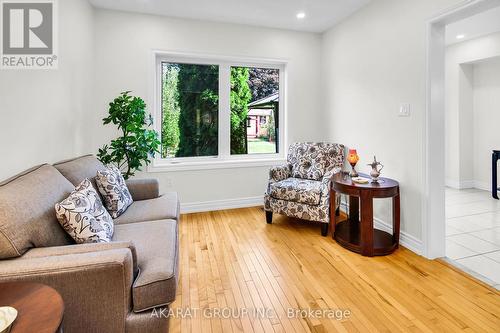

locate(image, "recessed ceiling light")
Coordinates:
296 12 306 19
456 34 465 39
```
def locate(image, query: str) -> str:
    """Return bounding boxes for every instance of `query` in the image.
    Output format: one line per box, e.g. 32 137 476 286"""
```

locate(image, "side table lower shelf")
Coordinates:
334 220 397 256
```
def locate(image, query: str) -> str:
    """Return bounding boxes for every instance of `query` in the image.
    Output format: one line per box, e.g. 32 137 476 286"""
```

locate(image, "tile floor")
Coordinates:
446 187 500 289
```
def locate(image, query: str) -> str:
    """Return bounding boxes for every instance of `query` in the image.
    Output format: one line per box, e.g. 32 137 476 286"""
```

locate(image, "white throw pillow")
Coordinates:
55 178 114 243
95 165 133 218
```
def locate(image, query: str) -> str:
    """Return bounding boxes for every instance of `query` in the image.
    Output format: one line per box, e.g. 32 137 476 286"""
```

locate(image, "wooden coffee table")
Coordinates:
330 172 400 256
0 282 64 333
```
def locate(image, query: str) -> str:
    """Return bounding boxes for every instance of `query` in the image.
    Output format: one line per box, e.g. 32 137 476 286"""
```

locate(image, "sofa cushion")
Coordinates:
55 179 114 243
113 192 179 225
53 155 106 189
96 166 133 218
112 219 178 312
0 165 75 259
269 177 322 205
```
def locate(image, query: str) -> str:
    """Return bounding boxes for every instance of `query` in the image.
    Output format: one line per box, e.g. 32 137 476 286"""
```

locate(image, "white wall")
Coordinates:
473 57 500 189
445 32 500 189
445 61 474 188
321 0 461 240
90 9 323 205
0 0 94 180
5 0 496 249
458 64 475 185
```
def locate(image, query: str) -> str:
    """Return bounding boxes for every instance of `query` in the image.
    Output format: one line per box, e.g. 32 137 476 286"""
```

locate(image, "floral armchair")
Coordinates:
264 142 345 236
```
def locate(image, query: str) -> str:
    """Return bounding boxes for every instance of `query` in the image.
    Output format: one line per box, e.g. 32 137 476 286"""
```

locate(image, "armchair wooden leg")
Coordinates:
321 223 328 237
266 211 273 224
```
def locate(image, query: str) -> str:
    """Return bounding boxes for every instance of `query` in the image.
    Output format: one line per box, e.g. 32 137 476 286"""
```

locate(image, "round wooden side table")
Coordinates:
0 282 64 333
330 172 400 256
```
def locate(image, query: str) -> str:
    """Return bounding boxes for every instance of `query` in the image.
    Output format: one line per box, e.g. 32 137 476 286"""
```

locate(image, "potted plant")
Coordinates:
97 91 160 179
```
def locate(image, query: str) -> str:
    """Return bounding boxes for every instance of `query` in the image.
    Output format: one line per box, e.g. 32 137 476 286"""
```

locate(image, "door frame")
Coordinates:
423 0 500 258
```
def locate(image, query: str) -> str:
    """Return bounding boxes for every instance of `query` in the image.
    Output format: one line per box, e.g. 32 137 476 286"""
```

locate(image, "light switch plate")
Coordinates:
399 103 411 117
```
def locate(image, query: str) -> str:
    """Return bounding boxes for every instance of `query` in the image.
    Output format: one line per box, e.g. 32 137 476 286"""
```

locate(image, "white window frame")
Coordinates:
149 51 287 172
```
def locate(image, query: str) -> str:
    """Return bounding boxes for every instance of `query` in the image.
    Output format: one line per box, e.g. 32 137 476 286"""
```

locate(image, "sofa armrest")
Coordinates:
0 248 135 333
126 178 160 201
21 241 139 275
269 164 291 182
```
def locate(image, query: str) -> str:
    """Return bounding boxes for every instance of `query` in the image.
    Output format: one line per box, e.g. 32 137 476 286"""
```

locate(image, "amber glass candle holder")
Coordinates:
347 149 359 177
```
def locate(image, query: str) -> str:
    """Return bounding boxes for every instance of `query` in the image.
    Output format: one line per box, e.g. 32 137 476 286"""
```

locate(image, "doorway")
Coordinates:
426 0 500 287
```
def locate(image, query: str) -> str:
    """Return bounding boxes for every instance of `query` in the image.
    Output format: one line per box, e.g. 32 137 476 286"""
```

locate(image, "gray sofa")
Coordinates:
0 155 179 333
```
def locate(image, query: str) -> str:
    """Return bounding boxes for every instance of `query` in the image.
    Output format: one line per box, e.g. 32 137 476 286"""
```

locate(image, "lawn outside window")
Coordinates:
149 51 287 172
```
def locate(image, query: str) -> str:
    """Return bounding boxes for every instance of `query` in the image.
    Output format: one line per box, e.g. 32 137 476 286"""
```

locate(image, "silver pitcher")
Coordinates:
368 156 384 182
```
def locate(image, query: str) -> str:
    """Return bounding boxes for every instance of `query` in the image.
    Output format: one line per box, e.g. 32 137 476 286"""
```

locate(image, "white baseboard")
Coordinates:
473 180 490 192
181 196 263 214
373 217 423 255
445 179 474 189
445 179 492 192
339 202 423 255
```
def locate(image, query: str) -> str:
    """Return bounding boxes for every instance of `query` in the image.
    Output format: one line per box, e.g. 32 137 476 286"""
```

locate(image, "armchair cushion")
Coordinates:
288 142 344 181
269 178 322 205
269 164 291 182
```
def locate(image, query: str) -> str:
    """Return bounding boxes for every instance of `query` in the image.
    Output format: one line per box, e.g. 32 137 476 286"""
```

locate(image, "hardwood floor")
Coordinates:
169 207 500 333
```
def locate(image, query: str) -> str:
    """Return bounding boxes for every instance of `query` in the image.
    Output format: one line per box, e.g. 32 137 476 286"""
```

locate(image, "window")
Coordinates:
231 66 279 155
161 63 219 158
153 53 286 170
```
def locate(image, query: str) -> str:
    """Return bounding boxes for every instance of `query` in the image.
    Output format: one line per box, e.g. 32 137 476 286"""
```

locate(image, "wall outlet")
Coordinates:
399 103 411 117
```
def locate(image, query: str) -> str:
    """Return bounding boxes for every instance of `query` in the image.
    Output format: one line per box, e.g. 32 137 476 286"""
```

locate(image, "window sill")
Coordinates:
148 157 287 172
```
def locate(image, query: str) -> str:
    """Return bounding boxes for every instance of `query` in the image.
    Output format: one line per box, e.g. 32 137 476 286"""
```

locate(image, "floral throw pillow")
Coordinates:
95 165 133 218
55 178 114 243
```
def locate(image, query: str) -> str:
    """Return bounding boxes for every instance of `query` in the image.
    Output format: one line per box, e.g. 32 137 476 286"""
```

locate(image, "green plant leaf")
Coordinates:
97 91 160 179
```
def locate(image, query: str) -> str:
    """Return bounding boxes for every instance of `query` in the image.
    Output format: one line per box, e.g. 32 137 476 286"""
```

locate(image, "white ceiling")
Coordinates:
88 0 371 33
446 5 500 45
